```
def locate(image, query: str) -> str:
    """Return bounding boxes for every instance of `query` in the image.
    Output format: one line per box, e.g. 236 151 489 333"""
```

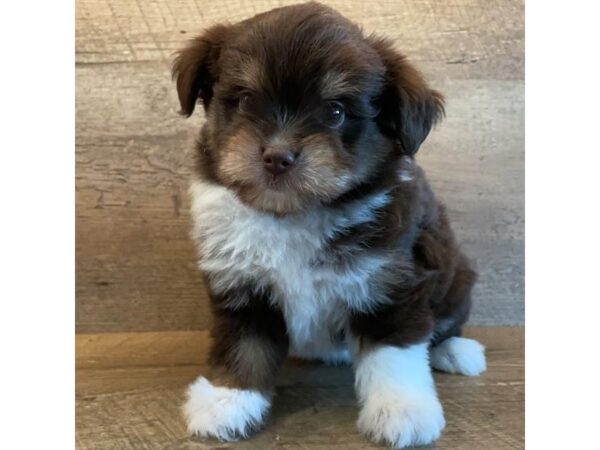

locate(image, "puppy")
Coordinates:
173 2 486 448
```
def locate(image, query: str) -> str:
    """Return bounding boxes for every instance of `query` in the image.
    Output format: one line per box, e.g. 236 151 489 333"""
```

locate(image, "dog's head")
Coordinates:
173 2 444 214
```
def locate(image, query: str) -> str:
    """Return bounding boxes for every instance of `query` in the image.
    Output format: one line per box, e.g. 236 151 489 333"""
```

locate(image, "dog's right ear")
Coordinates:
172 24 230 116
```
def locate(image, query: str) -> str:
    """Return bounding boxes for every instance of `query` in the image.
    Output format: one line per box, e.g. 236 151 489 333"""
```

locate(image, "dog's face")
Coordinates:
173 2 444 214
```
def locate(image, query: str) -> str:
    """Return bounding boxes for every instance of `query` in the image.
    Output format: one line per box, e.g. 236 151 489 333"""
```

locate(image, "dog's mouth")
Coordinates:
263 172 295 191
219 144 356 215
237 183 310 215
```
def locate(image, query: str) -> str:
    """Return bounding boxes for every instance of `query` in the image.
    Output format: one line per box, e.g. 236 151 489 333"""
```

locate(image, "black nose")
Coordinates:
262 148 297 175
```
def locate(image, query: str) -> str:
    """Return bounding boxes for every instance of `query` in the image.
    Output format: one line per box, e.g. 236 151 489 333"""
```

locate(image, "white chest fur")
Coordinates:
189 181 389 360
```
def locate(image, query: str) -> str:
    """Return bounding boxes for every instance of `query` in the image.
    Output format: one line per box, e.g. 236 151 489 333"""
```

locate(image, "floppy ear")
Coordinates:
368 36 445 156
172 24 230 116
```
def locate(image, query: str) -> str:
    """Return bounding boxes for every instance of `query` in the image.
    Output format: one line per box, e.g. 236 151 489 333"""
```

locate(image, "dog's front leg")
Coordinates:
183 288 289 442
350 305 444 448
353 342 445 448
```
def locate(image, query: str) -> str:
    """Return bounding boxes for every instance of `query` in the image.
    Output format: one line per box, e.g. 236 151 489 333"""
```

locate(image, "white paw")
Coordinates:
430 337 486 376
357 390 445 449
182 376 270 441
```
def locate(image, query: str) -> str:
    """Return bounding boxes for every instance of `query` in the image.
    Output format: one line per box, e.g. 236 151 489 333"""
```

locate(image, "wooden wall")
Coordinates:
75 0 524 332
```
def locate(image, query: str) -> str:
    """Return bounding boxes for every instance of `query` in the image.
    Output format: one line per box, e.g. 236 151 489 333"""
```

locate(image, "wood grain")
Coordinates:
75 0 524 332
76 327 524 449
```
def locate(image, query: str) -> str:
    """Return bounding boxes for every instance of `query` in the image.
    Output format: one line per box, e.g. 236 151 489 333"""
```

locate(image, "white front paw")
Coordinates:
183 376 270 441
357 391 445 449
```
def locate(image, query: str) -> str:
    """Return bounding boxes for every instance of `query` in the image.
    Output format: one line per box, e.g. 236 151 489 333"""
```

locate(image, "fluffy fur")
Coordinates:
184 376 270 441
190 180 392 360
173 2 486 447
354 343 445 448
430 336 486 376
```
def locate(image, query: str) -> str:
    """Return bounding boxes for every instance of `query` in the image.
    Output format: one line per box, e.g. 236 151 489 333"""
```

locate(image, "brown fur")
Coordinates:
207 279 288 392
175 1 475 419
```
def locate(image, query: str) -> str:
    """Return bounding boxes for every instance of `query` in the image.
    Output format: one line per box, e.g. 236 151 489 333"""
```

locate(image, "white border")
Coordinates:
0 1 74 448
527 1 600 448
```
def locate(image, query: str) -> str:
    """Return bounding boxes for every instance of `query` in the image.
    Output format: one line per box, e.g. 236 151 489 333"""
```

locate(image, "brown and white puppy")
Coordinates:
173 2 486 448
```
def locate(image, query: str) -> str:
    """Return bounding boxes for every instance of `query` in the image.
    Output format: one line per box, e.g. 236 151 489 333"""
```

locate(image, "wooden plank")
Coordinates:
76 330 211 369
76 0 524 332
75 0 524 80
75 327 522 370
75 327 524 449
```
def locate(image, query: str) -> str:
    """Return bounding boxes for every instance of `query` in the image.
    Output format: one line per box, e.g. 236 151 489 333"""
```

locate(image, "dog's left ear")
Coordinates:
368 36 445 156
172 24 231 116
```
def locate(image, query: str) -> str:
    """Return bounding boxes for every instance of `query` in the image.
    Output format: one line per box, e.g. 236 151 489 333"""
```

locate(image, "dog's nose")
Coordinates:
262 147 297 175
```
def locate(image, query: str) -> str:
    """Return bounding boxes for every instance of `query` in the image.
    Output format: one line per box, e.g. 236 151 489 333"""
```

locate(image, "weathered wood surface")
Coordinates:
75 327 524 449
75 0 524 332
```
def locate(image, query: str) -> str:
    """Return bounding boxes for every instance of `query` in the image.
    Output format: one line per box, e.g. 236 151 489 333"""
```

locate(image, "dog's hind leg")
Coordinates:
429 255 486 377
430 336 486 376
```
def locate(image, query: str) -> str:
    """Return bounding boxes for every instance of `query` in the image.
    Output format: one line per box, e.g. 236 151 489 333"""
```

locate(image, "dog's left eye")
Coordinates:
324 101 345 128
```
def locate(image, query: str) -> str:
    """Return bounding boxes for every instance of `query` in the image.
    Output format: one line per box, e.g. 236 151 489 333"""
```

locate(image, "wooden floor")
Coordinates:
76 327 524 450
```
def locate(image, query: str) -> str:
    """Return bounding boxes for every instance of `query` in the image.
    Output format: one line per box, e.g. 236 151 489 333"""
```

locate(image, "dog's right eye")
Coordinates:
238 93 253 113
